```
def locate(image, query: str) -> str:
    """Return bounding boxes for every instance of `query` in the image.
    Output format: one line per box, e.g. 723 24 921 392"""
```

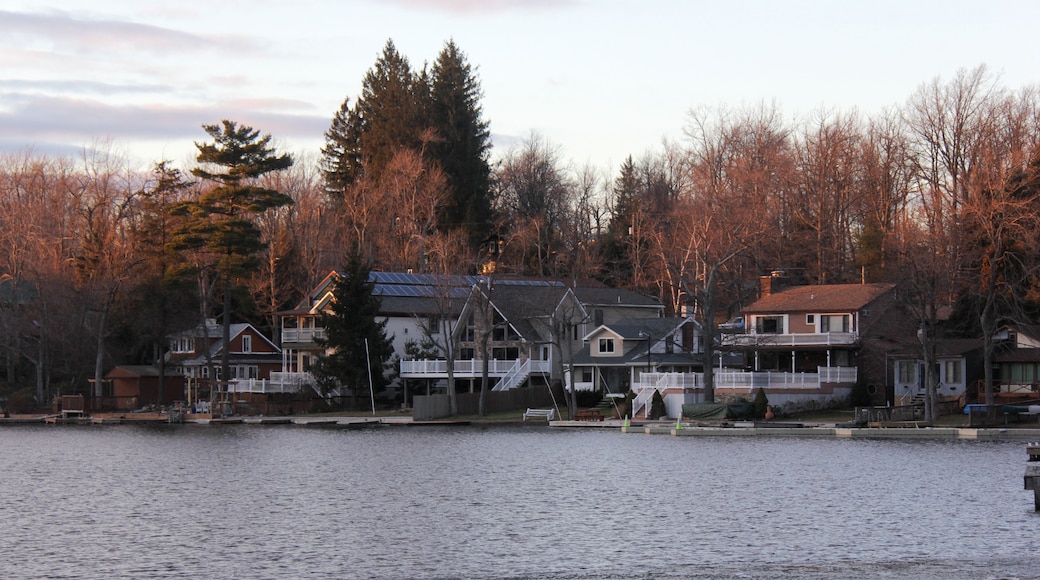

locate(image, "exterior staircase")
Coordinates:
492 359 532 392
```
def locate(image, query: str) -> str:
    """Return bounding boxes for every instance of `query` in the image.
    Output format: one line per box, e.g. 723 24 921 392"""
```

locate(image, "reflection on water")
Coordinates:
1 424 1038 579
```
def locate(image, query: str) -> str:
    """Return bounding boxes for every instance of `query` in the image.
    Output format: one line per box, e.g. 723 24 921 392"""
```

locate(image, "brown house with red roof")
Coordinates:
724 275 910 402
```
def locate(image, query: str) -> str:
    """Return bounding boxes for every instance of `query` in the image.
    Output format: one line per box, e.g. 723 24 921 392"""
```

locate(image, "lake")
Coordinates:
2 424 1038 579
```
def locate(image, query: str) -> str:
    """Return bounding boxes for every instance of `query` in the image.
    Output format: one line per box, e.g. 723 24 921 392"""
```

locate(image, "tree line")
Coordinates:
0 38 1038 412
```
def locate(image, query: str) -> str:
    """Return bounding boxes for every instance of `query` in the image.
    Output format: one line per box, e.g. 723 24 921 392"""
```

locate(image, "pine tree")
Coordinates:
314 252 394 409
429 40 494 243
170 121 293 392
131 161 195 405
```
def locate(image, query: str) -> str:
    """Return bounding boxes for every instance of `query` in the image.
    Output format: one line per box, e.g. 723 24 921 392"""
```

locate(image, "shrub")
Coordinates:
575 390 604 408
649 389 666 420
753 387 769 418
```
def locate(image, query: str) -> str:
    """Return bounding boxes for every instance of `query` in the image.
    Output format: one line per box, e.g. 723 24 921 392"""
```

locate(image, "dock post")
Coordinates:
1025 444 1040 511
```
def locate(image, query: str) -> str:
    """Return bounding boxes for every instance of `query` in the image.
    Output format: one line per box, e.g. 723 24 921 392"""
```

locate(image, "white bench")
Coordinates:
523 408 555 421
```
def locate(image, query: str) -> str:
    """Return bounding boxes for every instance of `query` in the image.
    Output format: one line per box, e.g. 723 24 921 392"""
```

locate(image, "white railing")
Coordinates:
492 359 551 391
227 373 315 394
493 360 528 392
400 359 525 377
722 332 858 347
281 328 327 343
631 367 858 393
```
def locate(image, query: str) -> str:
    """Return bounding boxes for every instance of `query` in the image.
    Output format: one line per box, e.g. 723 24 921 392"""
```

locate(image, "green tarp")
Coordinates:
682 402 754 420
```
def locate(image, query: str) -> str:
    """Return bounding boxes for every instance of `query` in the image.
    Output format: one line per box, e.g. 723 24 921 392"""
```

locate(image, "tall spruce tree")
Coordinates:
322 39 494 247
314 252 394 409
171 121 293 395
429 40 494 243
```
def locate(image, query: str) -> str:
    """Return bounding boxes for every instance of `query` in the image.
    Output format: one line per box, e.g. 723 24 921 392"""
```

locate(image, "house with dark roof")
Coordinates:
279 271 473 385
397 276 664 392
569 316 707 417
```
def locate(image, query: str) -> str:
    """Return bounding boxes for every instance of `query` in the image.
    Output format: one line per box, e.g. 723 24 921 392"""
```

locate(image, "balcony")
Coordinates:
722 331 858 348
400 359 550 379
281 327 327 344
631 366 858 392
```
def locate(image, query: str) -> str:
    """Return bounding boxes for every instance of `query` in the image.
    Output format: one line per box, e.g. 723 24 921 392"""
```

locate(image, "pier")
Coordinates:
1026 444 1040 511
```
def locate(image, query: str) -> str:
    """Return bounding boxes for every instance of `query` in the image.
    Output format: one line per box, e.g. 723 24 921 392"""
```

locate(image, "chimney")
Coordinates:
760 271 785 297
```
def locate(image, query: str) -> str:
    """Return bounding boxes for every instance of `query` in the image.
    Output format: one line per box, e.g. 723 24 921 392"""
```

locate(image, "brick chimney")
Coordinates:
760 271 786 297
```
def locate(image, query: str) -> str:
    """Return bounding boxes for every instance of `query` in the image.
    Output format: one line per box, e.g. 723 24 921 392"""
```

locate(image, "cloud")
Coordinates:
0 93 329 144
0 79 172 97
0 9 257 55
378 0 576 14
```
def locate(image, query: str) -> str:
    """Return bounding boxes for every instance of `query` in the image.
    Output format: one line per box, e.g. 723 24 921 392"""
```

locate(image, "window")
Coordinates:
821 315 850 333
897 361 914 383
833 350 850 367
582 370 593 382
944 360 962 384
598 338 615 353
755 316 783 334
242 335 252 353
492 347 519 360
1008 362 1036 384
171 337 195 353
806 314 815 325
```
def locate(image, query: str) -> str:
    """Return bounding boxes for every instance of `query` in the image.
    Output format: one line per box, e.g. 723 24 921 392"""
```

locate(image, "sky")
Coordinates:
2 0 1039 173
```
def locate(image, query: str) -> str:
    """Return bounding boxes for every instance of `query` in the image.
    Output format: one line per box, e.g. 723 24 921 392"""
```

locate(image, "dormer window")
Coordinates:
171 337 195 353
598 338 615 353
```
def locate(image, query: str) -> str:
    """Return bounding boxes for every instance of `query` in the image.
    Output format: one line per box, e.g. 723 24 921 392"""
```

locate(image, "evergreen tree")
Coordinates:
322 39 494 248
171 121 293 391
314 252 394 409
129 161 195 404
602 155 640 286
321 98 362 201
429 40 494 243
609 155 640 238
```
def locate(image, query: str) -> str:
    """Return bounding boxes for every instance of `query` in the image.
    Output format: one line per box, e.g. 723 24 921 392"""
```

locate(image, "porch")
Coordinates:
723 332 858 348
629 367 858 419
400 359 551 392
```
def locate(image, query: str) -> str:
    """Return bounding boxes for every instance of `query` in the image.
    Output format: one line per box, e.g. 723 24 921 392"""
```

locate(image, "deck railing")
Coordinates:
631 366 858 392
400 359 540 378
722 332 858 347
280 328 327 343
227 371 315 394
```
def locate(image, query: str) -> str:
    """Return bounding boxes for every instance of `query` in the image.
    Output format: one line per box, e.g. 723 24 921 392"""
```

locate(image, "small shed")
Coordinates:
105 366 185 410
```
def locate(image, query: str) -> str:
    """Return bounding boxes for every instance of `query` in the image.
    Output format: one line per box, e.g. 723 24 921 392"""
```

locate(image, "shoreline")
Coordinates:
4 413 1040 440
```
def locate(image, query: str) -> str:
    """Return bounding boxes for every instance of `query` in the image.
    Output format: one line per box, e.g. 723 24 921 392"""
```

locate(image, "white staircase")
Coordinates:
492 359 532 392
